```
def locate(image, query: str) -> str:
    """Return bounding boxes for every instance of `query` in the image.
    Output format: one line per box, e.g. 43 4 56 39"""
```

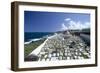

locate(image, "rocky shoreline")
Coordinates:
25 32 90 61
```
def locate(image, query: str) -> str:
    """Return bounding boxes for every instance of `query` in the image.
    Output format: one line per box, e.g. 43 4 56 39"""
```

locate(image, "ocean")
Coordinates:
24 32 54 42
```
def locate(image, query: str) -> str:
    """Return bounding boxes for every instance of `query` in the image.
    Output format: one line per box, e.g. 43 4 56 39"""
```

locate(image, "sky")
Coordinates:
24 11 90 32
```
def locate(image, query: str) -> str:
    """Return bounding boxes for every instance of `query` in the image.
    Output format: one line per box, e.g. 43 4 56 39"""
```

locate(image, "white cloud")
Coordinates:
61 18 90 30
64 18 71 21
61 23 68 30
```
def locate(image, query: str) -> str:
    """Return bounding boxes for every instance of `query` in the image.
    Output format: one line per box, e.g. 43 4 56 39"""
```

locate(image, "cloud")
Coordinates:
64 18 71 21
61 18 90 30
61 23 68 30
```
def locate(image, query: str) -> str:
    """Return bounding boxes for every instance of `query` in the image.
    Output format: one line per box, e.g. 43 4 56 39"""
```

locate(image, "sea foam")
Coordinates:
24 38 41 44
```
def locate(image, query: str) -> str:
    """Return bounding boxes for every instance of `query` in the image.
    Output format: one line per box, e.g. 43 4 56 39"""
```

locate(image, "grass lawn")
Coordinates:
24 38 46 58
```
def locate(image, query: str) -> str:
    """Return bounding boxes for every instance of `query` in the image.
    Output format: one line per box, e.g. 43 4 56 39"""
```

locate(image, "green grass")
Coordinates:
24 38 46 57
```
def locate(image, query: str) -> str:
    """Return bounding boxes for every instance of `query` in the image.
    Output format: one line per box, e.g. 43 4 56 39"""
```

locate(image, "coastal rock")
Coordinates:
27 33 90 61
